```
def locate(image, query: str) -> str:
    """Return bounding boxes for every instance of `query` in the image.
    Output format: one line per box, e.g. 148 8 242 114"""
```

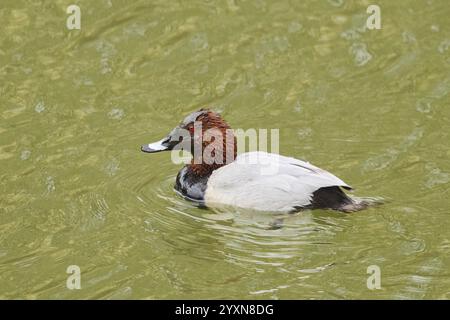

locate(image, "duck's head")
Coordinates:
141 108 236 169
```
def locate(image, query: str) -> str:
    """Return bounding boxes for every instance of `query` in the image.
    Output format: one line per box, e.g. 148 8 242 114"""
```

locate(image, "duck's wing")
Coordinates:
204 151 352 212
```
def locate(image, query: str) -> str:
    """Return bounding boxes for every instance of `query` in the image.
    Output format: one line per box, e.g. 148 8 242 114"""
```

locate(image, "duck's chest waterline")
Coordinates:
175 166 211 201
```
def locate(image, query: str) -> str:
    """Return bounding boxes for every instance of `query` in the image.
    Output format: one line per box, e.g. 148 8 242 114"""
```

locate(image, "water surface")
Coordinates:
1 0 449 299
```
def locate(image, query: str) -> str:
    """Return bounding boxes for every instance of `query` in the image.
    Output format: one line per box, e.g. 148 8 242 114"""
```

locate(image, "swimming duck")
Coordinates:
141 109 372 212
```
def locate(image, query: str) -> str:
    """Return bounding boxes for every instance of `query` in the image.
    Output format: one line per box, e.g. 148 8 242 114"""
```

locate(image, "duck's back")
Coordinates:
204 151 353 212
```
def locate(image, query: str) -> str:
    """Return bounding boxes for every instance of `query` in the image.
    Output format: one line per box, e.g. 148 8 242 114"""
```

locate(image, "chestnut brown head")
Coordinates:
141 108 236 170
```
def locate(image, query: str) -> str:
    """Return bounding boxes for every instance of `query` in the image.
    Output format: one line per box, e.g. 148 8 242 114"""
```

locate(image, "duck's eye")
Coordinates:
187 125 194 133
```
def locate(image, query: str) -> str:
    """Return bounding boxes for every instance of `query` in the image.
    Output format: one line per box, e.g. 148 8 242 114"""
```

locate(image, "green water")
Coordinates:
1 0 449 299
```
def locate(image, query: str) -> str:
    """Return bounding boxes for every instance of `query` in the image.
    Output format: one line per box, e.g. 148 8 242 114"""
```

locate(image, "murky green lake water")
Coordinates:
1 0 449 299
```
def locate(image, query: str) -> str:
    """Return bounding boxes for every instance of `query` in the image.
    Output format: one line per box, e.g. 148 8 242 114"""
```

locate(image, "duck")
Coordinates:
141 108 374 213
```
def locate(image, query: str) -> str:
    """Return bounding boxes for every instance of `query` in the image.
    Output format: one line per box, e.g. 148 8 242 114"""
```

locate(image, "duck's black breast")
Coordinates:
175 166 211 202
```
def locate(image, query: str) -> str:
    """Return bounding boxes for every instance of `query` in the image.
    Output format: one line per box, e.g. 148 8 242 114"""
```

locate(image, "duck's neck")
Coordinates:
189 162 223 177
188 131 237 177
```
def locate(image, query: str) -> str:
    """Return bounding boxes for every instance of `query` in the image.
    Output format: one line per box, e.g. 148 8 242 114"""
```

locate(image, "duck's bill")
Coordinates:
142 127 189 153
141 138 170 153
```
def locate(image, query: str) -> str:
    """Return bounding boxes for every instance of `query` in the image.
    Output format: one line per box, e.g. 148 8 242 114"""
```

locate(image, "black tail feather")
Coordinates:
294 186 382 213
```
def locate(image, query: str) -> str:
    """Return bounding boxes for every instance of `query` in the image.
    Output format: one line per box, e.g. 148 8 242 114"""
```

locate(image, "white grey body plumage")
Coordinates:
204 151 352 212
